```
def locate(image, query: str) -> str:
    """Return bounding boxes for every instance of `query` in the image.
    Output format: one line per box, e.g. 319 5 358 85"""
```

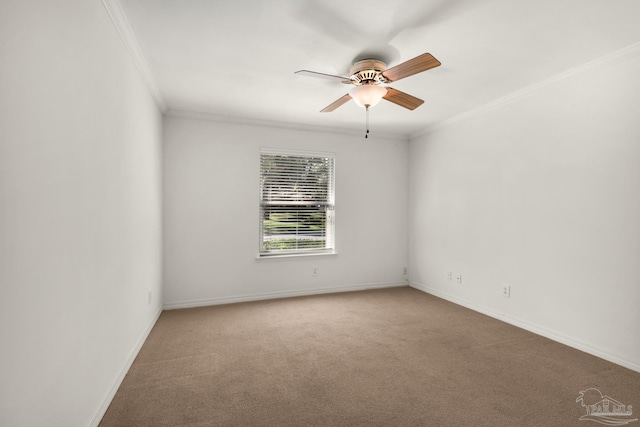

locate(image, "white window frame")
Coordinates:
258 148 335 258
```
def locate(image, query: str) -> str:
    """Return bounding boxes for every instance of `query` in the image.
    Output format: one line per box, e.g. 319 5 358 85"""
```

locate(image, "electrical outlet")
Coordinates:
455 273 463 284
447 272 453 281
403 267 408 276
312 267 318 277
502 284 510 298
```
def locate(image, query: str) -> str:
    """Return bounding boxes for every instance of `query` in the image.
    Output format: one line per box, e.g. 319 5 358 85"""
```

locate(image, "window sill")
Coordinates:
255 251 337 261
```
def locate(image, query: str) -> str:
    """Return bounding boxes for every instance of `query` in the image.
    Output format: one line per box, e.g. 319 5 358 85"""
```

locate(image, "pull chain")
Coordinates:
365 106 370 139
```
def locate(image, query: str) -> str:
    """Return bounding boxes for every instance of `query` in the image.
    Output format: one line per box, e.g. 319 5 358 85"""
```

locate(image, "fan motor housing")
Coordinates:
349 59 387 85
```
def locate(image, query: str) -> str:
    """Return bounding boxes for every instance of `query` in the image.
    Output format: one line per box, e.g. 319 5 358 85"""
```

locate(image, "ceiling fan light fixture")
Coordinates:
349 84 388 108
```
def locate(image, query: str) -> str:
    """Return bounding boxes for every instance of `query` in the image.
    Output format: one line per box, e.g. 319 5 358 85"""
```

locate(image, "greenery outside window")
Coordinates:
259 149 335 257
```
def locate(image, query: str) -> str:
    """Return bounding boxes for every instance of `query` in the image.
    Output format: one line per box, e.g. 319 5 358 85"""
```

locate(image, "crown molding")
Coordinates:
411 41 640 140
101 0 167 112
165 109 409 142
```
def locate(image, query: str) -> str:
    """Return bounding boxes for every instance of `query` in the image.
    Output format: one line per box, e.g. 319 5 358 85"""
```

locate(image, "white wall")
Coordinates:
408 48 640 371
0 1 163 426
163 115 408 307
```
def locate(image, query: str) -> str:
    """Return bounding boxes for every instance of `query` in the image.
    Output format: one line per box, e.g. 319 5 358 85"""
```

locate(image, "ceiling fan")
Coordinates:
295 52 441 137
295 52 440 111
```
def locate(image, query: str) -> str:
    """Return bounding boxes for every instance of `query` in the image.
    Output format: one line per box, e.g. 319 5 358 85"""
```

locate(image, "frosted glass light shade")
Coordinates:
349 85 387 108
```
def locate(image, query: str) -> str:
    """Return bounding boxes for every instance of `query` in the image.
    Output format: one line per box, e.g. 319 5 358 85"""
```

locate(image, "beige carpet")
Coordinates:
100 287 639 426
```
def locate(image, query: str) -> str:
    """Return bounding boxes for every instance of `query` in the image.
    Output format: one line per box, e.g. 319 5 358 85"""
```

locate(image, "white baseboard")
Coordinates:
410 281 640 374
164 281 407 310
88 305 163 427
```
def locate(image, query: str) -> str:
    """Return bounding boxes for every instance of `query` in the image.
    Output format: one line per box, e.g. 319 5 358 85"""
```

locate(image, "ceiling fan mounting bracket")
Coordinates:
348 59 388 85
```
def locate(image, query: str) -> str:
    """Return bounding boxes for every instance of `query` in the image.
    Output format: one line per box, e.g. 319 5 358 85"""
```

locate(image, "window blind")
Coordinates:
259 150 335 256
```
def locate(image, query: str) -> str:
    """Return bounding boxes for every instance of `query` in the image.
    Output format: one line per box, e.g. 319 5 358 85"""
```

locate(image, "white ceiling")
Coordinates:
118 0 640 138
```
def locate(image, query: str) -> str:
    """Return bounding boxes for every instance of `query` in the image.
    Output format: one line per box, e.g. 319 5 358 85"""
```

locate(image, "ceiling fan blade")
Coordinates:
295 70 351 83
383 87 424 110
320 94 352 112
381 53 441 82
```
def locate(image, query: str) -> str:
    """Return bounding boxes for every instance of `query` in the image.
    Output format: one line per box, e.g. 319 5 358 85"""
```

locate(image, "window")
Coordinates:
259 149 335 257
